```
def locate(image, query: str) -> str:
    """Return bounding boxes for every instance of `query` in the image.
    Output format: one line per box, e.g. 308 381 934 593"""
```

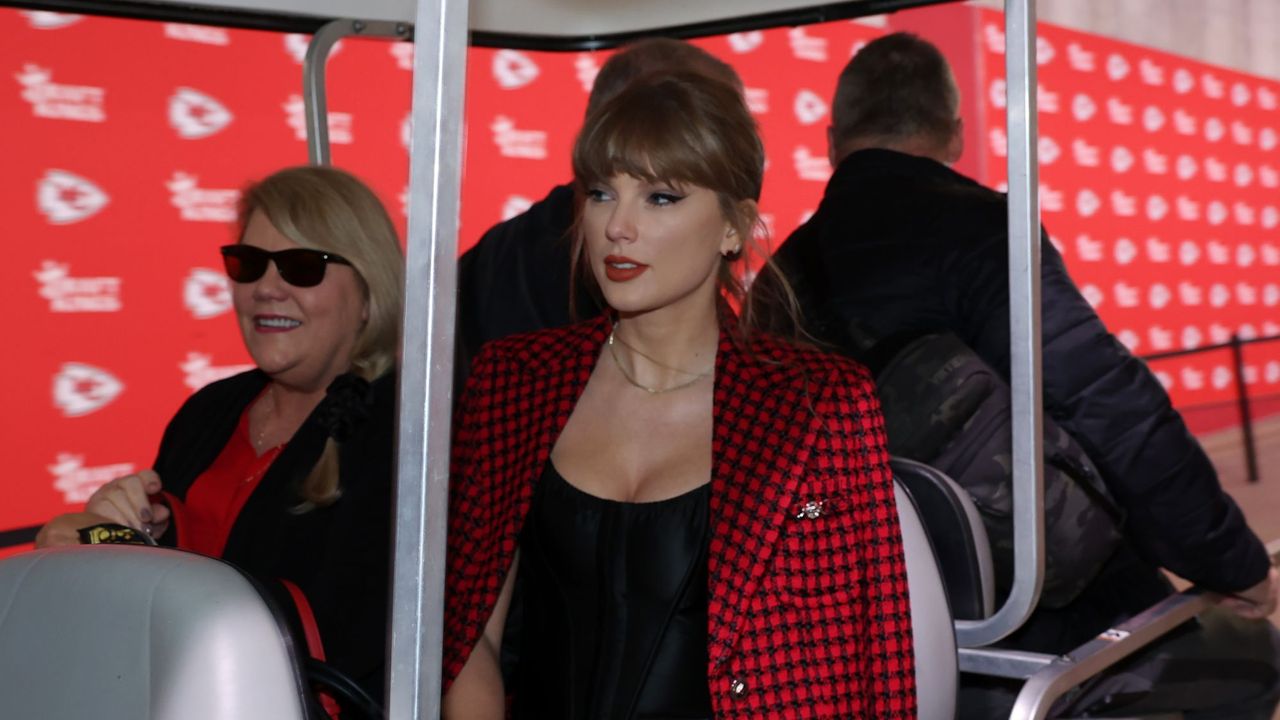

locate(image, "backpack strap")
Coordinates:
280 579 342 719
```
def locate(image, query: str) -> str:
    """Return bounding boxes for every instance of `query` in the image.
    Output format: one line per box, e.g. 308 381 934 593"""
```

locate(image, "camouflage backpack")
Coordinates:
873 332 1126 608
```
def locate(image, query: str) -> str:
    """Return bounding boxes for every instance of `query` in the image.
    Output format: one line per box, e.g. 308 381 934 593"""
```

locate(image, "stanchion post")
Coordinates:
1231 334 1260 484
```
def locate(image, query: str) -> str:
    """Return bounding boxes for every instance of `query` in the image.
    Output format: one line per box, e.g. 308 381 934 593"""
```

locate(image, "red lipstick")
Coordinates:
603 255 649 282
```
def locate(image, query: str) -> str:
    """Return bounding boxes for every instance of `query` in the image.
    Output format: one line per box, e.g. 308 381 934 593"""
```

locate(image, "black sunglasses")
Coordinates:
220 245 353 288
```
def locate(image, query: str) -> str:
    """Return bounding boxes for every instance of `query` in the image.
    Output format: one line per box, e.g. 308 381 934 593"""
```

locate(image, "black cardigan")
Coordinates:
153 369 395 696
765 148 1269 652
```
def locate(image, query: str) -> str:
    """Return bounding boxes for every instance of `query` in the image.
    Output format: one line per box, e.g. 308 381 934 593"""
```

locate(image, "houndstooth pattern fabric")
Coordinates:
444 315 916 718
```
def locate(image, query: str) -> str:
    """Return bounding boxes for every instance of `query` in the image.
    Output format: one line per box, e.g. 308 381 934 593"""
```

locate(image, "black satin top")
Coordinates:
509 463 713 720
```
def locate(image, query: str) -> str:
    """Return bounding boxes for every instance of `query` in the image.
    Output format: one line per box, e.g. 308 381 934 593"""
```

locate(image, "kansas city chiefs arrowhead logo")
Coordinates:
169 87 233 139
793 89 828 125
53 362 123 417
184 268 232 319
38 169 109 224
492 50 539 90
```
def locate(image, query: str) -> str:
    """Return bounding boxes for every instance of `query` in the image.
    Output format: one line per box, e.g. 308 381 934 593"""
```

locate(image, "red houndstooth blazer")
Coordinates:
444 314 916 718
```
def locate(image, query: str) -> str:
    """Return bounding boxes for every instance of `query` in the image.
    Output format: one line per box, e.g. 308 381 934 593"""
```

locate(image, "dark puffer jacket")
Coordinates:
761 148 1268 652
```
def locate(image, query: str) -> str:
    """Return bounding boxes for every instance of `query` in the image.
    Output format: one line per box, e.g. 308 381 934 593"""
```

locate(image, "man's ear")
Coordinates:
943 117 965 164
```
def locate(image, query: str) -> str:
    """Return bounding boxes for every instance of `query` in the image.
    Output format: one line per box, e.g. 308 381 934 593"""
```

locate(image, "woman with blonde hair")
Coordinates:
444 71 916 719
38 165 404 703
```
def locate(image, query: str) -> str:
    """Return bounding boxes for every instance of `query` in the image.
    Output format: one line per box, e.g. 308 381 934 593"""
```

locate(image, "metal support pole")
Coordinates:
955 0 1045 648
386 0 468 717
303 19 412 166
1231 334 1260 484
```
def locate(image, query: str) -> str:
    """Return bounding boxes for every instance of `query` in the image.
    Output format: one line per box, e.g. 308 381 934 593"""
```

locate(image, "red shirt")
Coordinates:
180 403 283 558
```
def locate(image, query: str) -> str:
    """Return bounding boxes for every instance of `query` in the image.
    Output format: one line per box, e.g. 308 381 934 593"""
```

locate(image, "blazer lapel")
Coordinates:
706 329 823 669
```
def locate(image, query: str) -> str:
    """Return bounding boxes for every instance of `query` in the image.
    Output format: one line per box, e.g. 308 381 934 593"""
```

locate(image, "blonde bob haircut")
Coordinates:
571 70 797 337
238 166 404 509
238 165 404 381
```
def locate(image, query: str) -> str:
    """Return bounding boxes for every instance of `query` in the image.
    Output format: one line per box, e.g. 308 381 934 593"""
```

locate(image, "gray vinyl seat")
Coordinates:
0 546 310 720
893 459 998 720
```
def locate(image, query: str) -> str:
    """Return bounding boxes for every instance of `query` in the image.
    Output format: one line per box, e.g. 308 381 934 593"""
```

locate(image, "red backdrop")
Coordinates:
3 5 1278 552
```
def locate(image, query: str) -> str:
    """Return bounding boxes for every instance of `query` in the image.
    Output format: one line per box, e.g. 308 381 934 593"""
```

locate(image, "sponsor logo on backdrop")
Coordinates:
49 454 135 504
181 352 255 392
1071 93 1097 122
492 50 539 89
1266 284 1280 306
1205 157 1227 183
390 42 413 71
53 362 123 417
1211 366 1232 390
1080 284 1104 307
1179 240 1200 266
169 87 233 139
1237 282 1258 305
1201 72 1224 99
1175 155 1199 182
1067 43 1095 72
20 11 83 29
1267 321 1280 336
1036 38 1055 66
744 87 769 114
727 31 764 54
1264 246 1280 266
983 23 1004 54
1139 58 1165 86
792 146 831 182
1177 195 1200 221
793 89 827 125
1262 206 1278 230
989 79 1006 109
788 27 827 62
1111 190 1137 217
1209 323 1233 343
1076 234 1102 261
167 172 240 222
1233 201 1255 226
1142 148 1167 175
1261 165 1279 188
501 195 533 221
17 64 105 123
1072 138 1099 166
1232 120 1254 146
35 261 122 313
1105 53 1130 81
1207 239 1230 263
284 95 352 143
1147 324 1172 349
400 113 411 150
1040 183 1063 212
574 53 599 93
283 34 342 64
1156 371 1174 390
164 23 230 45
1270 363 1280 384
1231 82 1252 107
490 115 546 159
1173 109 1197 136
183 269 232 319
1114 237 1138 265
38 169 109 224
1260 88 1279 111
1180 367 1204 390
1038 85 1060 113
1146 237 1170 262
1179 282 1202 306
1106 97 1133 125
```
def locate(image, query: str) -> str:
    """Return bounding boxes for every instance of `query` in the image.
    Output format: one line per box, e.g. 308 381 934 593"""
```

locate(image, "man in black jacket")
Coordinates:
761 32 1280 718
454 39 743 385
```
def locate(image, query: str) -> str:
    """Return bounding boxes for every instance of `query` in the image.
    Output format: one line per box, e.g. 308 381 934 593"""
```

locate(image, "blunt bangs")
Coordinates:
572 74 762 203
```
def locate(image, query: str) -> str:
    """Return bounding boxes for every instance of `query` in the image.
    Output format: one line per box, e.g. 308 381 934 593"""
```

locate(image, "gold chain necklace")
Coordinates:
607 325 713 395
254 385 276 451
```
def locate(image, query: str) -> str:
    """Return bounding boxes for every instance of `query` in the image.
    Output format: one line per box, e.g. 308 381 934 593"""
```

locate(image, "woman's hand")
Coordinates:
34 511 115 548
84 469 171 539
